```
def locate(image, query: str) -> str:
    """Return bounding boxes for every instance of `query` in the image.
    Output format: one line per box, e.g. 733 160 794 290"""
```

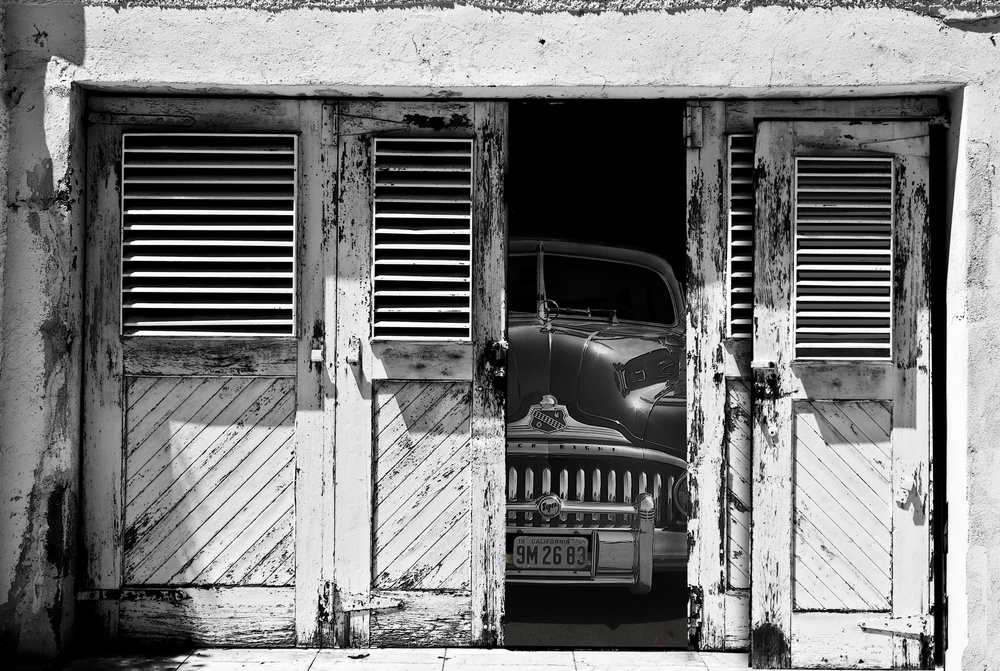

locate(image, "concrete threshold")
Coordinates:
17 648 751 671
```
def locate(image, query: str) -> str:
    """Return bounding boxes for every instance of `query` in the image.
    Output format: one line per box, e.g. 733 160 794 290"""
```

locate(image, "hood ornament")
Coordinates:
537 299 559 330
529 394 568 433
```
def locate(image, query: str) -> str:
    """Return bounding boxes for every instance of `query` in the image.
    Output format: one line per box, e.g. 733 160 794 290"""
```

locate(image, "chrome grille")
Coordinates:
505 455 684 529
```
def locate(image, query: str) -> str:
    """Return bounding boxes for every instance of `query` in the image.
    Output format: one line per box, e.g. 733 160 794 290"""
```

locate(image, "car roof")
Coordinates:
509 238 686 317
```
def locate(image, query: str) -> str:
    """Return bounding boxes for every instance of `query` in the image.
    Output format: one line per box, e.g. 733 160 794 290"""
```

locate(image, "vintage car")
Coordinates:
505 239 687 594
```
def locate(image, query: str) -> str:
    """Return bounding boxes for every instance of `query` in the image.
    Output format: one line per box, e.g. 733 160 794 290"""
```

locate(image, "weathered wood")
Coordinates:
794 401 892 612
789 362 893 400
725 97 943 134
753 119 933 669
123 337 296 376
333 102 505 647
122 377 295 585
724 339 753 379
83 122 125 602
317 101 340 648
890 130 933 670
84 98 327 645
751 120 795 669
791 612 894 669
686 101 731 652
89 96 305 131
369 342 473 380
333 99 379 648
368 590 473 648
724 591 751 649
470 100 507 647
373 381 472 591
293 98 329 646
726 379 751 591
118 587 295 646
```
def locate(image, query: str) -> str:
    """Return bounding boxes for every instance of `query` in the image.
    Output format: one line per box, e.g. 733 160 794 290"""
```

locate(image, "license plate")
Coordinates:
511 536 589 570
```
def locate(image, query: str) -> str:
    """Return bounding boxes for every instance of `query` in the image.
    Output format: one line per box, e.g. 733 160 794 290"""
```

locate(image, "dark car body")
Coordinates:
505 240 687 593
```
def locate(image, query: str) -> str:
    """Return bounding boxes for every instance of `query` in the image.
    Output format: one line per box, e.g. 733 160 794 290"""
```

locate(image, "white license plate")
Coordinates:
511 536 589 570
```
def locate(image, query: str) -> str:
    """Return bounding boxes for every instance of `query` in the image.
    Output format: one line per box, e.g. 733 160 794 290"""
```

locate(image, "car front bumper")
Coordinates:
505 493 687 593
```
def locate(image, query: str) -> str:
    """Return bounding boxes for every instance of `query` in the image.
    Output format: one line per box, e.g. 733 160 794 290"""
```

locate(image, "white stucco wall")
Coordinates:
1 1 997 666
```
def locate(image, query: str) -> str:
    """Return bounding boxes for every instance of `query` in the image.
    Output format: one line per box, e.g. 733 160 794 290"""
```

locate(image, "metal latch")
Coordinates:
859 614 930 639
487 339 508 376
751 359 781 402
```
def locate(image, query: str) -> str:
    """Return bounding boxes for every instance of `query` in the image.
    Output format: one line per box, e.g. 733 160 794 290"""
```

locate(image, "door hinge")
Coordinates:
859 614 930 639
688 585 704 647
684 107 704 149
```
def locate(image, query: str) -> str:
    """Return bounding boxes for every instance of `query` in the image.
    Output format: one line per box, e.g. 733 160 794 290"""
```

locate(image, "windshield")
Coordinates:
508 252 676 325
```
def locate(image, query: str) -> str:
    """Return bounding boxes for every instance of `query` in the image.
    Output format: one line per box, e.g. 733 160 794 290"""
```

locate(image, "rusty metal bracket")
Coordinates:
859 614 930 639
337 590 403 613
751 360 781 401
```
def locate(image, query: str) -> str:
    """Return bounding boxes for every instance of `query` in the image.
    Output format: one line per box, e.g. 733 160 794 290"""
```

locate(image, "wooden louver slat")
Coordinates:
121 134 296 336
794 157 893 359
372 138 473 340
728 135 755 338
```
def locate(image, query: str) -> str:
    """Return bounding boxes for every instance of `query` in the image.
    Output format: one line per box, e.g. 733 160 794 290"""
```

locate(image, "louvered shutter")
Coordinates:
121 133 296 336
794 157 892 359
372 138 473 340
728 134 754 339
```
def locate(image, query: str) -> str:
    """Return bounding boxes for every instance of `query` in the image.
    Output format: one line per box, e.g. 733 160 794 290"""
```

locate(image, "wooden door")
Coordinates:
81 97 330 646
751 120 932 668
331 101 507 647
686 101 753 651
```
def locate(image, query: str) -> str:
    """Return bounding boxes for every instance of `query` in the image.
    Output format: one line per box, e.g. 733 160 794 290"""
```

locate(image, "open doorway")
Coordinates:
503 100 689 648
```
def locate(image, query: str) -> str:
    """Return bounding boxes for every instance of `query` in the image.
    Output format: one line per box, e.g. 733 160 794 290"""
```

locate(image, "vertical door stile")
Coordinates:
82 120 126 639
685 100 730 651
293 100 329 646
318 101 340 648
470 101 508 646
890 144 933 668
333 100 376 647
749 121 796 669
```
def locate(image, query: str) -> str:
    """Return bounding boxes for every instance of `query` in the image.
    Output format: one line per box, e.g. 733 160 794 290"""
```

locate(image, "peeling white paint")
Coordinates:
1 0 998 666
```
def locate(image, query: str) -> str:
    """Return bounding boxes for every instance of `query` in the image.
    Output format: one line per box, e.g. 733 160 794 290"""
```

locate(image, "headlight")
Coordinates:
672 472 690 519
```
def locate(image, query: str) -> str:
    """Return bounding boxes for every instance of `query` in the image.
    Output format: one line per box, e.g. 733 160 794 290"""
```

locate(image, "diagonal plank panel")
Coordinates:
124 376 295 586
373 381 472 591
793 400 891 611
727 379 752 590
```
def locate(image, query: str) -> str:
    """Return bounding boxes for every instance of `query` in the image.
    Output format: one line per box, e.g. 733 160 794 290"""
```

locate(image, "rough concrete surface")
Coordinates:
0 0 997 668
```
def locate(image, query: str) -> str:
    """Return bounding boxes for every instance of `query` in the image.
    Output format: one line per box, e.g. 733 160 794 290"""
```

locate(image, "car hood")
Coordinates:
506 312 686 458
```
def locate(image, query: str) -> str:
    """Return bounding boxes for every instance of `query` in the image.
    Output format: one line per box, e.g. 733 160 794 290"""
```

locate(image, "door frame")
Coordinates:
685 96 945 658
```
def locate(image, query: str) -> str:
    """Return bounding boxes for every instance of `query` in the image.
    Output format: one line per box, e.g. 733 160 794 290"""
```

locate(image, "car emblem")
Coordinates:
536 494 562 518
529 394 567 433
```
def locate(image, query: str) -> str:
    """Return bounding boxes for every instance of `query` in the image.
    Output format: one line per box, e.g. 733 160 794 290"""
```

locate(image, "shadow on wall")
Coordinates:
0 1 85 661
